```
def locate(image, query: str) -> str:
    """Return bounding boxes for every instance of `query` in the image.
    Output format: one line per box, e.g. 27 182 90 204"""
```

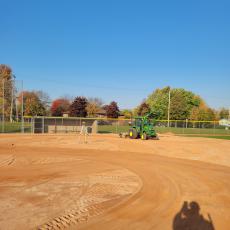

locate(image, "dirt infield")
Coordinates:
0 134 229 230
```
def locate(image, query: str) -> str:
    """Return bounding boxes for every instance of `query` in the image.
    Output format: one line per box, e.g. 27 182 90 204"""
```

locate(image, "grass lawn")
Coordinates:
0 122 32 133
155 127 230 135
98 125 230 135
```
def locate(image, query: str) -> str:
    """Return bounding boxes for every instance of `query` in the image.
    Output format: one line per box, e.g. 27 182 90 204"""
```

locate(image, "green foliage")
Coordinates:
146 86 170 119
144 86 215 121
122 109 133 119
219 108 229 119
170 89 199 120
196 108 216 121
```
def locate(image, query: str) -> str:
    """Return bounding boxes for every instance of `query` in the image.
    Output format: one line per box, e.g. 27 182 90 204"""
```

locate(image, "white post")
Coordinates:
16 95 19 122
2 79 5 133
10 79 14 122
31 117 34 134
116 120 118 133
167 88 171 128
21 81 24 133
42 116 45 133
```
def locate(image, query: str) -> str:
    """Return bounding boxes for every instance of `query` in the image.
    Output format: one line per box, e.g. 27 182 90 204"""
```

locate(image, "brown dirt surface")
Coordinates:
0 134 229 230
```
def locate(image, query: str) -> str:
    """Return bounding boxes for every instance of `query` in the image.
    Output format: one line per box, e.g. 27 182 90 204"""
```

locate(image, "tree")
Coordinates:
0 64 15 121
169 89 198 120
219 108 229 120
122 109 133 119
137 102 150 116
104 101 120 118
51 98 70 116
18 91 46 116
188 97 217 121
146 87 171 119
35 90 51 115
197 107 216 121
0 64 12 80
86 97 103 117
145 87 205 120
69 96 88 117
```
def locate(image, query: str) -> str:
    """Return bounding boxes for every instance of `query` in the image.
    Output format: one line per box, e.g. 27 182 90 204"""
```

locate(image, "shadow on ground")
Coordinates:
173 201 215 230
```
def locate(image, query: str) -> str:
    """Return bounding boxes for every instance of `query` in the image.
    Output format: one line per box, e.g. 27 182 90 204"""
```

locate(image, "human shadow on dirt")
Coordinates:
173 201 215 230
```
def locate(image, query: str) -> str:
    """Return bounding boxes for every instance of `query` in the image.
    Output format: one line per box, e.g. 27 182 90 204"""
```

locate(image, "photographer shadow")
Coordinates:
173 201 215 230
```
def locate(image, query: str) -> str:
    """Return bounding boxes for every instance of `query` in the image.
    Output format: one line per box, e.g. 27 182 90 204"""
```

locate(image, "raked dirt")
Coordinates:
0 134 229 230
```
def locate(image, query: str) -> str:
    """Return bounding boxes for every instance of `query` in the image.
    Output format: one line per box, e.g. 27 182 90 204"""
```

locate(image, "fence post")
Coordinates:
31 118 33 134
42 116 45 133
115 120 118 134
33 117 35 134
21 82 24 133
0 116 2 133
183 120 185 134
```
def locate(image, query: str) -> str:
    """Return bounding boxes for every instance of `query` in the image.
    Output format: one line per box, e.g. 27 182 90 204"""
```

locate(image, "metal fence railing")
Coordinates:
0 116 230 135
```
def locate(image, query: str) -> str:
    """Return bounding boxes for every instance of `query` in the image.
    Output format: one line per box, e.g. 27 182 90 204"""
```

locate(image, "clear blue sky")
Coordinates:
1 0 229 109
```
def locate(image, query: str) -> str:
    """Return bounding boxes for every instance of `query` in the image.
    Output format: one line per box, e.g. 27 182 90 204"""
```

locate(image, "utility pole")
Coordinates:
167 88 171 128
10 80 14 122
2 79 5 133
10 75 16 123
21 81 24 133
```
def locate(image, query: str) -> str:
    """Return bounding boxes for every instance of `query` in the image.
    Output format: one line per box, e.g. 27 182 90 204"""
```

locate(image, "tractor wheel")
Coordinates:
129 129 138 139
141 133 147 140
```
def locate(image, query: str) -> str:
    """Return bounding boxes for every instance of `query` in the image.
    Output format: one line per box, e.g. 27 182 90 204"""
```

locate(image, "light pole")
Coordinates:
167 88 171 128
10 75 16 122
21 80 24 133
2 78 5 132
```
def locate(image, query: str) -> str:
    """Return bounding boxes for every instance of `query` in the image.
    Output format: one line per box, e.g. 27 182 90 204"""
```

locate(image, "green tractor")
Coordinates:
129 113 159 140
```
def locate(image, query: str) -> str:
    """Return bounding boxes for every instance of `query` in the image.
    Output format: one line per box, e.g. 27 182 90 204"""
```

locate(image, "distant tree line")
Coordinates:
1 64 229 121
51 96 120 118
15 87 229 121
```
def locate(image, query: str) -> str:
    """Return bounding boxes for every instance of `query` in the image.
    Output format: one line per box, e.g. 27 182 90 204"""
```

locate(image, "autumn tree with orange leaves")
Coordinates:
51 98 70 116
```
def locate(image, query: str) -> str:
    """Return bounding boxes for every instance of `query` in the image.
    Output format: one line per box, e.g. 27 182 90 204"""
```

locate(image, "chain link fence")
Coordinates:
1 116 230 135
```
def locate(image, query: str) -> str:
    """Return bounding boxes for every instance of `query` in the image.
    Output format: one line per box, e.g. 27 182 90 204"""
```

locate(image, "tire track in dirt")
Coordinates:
37 170 142 230
75 150 230 230
0 155 15 167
